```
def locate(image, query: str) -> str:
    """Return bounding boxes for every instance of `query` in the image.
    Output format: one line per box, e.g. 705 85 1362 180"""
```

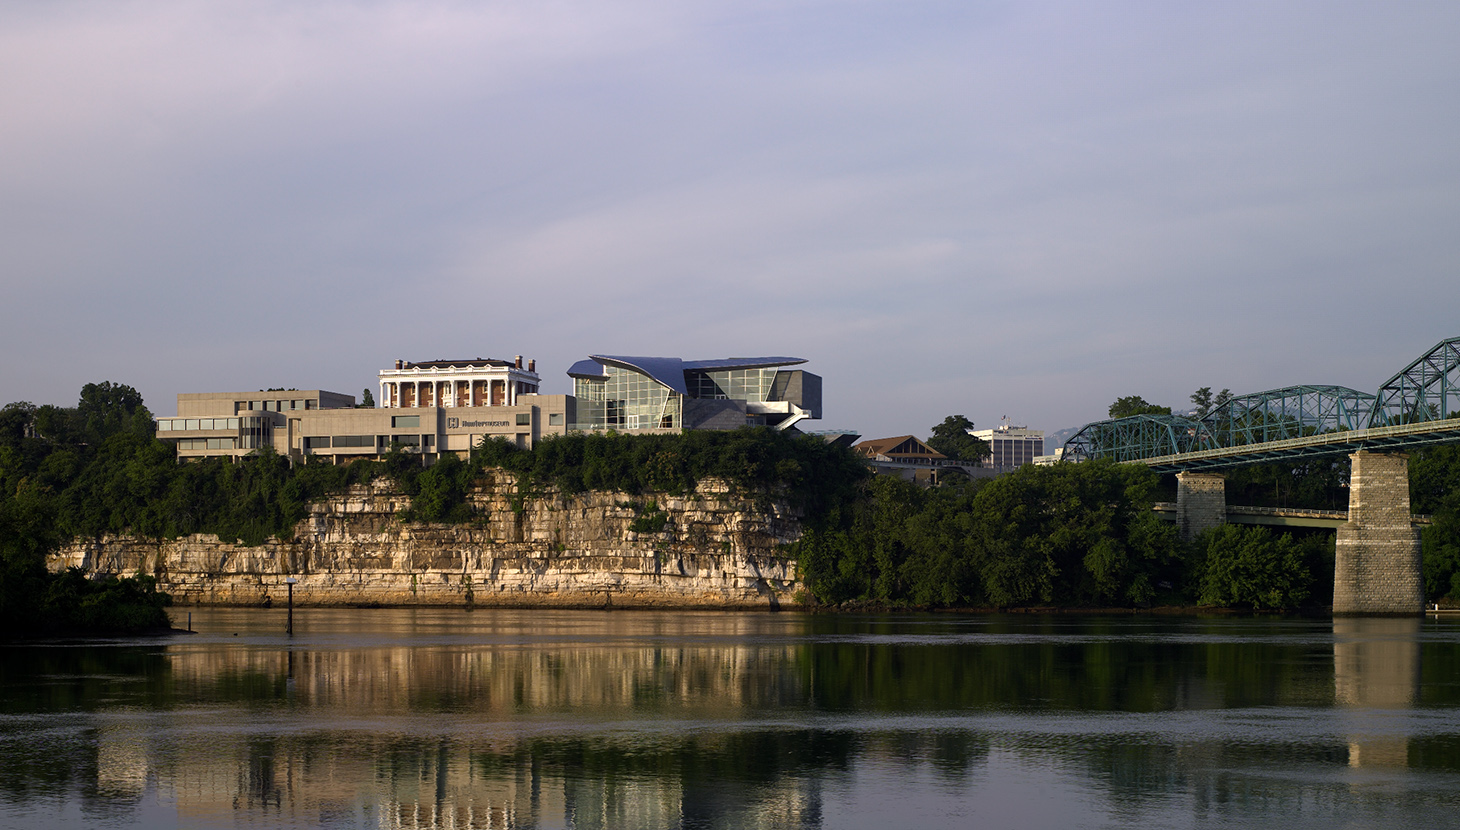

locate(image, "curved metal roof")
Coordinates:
590 356 688 394
568 355 809 395
565 359 608 380
682 357 806 372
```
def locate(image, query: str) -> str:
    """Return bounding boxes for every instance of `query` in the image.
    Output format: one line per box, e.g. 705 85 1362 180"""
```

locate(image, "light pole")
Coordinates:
285 577 298 635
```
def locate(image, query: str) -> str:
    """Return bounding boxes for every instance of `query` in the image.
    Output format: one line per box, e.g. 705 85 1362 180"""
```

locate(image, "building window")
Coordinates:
515 412 531 426
392 415 420 428
548 413 564 426
304 437 331 449
572 365 680 430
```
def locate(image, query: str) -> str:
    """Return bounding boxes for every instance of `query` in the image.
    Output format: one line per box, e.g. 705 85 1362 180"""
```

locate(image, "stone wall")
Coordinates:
1175 471 1226 540
1334 450 1423 616
48 473 803 609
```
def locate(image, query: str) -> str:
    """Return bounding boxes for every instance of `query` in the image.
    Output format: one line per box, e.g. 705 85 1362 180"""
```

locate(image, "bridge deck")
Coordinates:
1151 503 1433 529
1137 419 1460 472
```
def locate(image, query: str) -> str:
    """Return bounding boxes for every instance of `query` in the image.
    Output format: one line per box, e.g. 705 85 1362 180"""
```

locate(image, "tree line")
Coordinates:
5 383 1460 636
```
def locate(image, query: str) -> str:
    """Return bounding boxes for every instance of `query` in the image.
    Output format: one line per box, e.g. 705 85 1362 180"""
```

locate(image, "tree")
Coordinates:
77 382 149 444
359 388 376 408
1190 387 1233 418
1195 525 1314 609
926 415 990 462
1108 396 1171 419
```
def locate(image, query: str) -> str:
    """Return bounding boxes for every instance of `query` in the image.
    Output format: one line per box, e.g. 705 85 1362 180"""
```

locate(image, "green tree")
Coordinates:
1411 444 1460 600
926 415 990 462
359 388 376 408
77 381 149 444
1195 524 1315 609
1108 396 1172 419
1190 387 1233 418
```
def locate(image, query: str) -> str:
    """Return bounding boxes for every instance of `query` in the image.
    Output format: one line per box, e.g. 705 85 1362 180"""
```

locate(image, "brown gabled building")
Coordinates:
853 435 995 485
853 435 947 466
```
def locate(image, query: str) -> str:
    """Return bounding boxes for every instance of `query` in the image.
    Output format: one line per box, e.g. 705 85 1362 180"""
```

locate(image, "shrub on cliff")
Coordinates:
470 428 870 517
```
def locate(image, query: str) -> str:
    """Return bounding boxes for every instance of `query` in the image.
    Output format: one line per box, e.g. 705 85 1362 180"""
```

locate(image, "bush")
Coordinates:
1194 524 1315 610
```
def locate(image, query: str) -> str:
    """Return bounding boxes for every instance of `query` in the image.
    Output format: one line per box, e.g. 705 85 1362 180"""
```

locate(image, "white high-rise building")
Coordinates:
970 422 1044 472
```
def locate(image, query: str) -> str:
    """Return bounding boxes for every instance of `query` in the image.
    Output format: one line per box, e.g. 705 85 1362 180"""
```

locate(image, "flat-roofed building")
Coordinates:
971 423 1044 473
156 356 569 464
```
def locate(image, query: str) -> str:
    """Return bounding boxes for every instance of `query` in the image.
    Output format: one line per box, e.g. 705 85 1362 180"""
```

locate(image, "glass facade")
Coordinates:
685 369 780 403
573 366 681 430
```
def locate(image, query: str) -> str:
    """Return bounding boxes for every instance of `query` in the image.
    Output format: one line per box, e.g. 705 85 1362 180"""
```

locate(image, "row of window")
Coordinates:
158 417 263 431
240 399 315 412
176 438 236 450
302 435 436 450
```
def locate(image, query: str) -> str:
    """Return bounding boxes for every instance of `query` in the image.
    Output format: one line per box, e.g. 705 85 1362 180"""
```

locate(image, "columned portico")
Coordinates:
377 358 540 411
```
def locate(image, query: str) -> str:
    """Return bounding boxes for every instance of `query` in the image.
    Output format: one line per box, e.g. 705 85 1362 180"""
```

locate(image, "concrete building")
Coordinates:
566 355 822 432
156 356 570 464
971 423 1044 473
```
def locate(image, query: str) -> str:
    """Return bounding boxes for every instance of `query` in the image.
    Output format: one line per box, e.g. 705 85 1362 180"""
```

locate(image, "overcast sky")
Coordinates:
4 0 1459 439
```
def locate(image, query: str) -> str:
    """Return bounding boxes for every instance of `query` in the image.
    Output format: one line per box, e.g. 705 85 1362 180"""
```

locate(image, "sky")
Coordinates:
4 0 1460 440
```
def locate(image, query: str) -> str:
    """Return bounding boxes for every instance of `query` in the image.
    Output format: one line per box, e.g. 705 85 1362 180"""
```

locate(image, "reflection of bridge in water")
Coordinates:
1334 617 1420 768
36 611 1456 829
1065 336 1460 615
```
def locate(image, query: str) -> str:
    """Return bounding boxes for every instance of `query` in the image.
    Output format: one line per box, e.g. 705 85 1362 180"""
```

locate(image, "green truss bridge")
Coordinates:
1061 336 1460 617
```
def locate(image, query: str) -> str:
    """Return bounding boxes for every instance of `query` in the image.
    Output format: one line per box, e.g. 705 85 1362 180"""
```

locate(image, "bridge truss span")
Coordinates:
1374 336 1460 426
1207 385 1375 447
1136 418 1460 473
1063 335 1460 471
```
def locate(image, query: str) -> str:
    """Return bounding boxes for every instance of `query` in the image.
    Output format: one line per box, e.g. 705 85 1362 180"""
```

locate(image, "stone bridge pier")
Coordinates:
1175 471 1227 540
1334 450 1423 616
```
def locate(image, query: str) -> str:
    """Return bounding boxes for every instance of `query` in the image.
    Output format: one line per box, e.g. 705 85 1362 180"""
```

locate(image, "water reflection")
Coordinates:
1334 617 1421 768
4 611 1460 829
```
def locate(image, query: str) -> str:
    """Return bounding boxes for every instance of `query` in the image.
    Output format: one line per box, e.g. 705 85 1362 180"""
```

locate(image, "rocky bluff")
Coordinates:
49 473 802 608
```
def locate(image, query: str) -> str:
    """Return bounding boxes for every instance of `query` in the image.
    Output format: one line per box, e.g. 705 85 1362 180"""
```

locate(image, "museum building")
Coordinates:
155 353 823 463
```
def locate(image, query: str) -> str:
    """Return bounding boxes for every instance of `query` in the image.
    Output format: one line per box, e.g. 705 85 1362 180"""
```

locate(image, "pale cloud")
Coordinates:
2 0 1459 439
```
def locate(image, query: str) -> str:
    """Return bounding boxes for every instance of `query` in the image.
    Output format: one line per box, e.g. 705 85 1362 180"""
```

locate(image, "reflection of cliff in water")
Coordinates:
6 613 1460 828
1334 617 1421 768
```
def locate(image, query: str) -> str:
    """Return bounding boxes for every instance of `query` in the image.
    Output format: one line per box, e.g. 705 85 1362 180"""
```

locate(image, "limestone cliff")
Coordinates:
47 473 803 608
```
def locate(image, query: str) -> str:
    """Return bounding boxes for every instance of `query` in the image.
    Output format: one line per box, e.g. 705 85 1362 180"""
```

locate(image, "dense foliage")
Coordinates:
793 460 1187 608
6 382 1460 626
1411 444 1460 601
468 427 870 517
791 460 1343 610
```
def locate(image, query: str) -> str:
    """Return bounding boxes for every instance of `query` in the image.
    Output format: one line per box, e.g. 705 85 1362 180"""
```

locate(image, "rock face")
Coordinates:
48 474 803 609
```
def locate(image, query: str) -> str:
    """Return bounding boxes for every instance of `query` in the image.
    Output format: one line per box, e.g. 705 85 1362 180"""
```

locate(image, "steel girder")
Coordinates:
1373 336 1460 426
1203 385 1375 446
1061 335 1460 470
1063 414 1218 463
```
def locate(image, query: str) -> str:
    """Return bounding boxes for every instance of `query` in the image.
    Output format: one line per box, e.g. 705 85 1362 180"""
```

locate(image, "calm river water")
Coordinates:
3 609 1460 829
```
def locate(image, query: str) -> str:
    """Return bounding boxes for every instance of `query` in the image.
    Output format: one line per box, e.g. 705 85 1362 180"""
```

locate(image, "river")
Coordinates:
2 609 1459 829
